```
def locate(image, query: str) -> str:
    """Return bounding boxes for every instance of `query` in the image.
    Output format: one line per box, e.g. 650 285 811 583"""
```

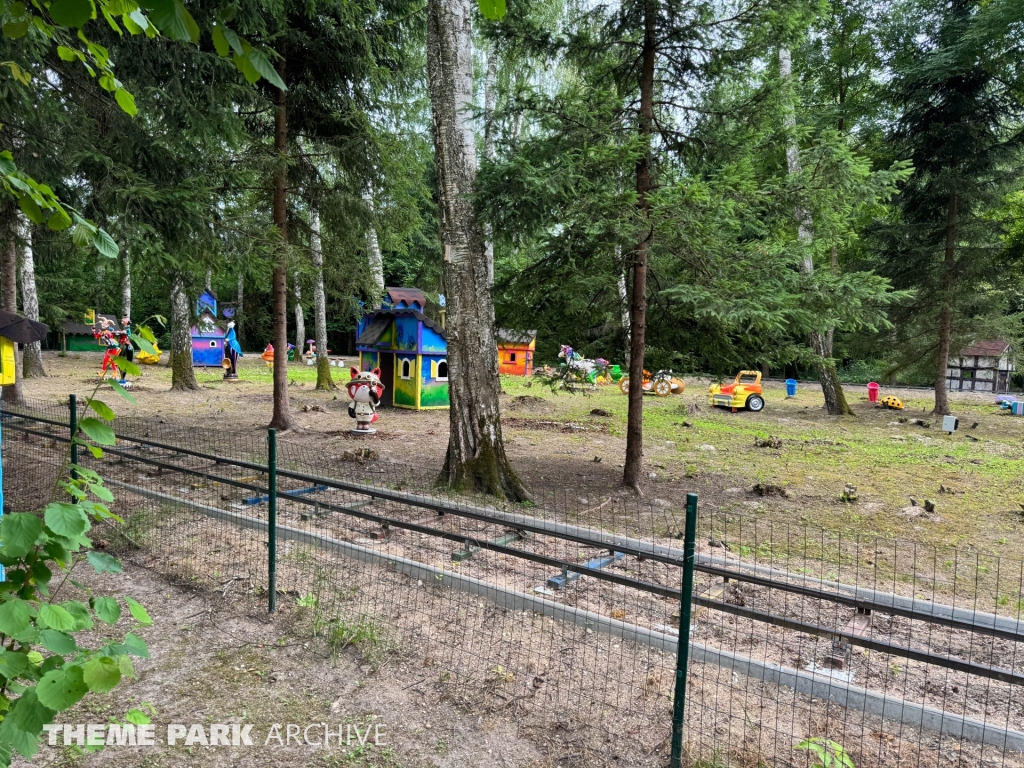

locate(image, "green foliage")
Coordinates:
795 737 855 768
0 383 148 766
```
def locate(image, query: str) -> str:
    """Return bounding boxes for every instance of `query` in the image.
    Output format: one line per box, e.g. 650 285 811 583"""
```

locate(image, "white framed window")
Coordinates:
400 358 412 380
209 341 217 348
436 360 449 381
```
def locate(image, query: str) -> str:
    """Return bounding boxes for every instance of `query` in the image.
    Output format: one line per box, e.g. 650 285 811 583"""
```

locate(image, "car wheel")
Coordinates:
653 378 672 397
746 395 765 412
619 376 630 395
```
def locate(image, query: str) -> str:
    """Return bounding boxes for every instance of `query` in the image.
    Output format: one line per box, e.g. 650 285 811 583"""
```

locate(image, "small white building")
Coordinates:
946 340 1014 393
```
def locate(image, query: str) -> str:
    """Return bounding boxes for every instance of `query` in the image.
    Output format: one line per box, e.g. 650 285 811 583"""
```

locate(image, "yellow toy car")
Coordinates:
708 370 765 412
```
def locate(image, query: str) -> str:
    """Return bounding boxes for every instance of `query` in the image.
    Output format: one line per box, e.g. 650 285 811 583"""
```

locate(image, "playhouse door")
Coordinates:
378 354 394 407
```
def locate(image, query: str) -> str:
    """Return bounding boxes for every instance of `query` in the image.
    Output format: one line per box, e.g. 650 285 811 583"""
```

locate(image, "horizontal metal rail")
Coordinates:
100 479 1024 754
7 411 1024 684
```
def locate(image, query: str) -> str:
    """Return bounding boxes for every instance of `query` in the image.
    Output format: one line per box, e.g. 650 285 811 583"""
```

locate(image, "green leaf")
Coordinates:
0 600 30 637
3 19 29 37
93 227 120 257
211 24 229 56
86 443 104 458
129 332 156 355
108 378 137 404
125 706 150 725
43 503 89 538
0 690 54 758
101 7 122 33
1 514 42 558
17 194 44 224
478 0 506 20
82 657 120 692
89 483 114 502
87 398 115 421
71 221 93 247
48 0 95 27
78 417 115 446
56 45 78 61
121 632 148 657
10 3 26 16
39 630 77 655
62 601 92 631
113 358 139 377
37 665 88 710
38 604 75 632
0 649 30 679
47 207 72 230
91 596 120 624
140 0 198 41
125 597 151 626
113 87 136 117
232 50 259 83
245 48 285 90
86 552 122 574
220 25 244 54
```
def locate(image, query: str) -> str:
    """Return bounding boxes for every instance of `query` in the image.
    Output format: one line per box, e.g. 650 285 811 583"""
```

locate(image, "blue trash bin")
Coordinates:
785 379 797 398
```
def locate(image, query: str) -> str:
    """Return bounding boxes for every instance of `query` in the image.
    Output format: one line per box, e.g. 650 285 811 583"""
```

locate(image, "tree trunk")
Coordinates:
269 54 297 431
17 216 45 378
933 192 959 416
621 0 657 491
363 189 385 307
616 258 630 367
294 270 305 360
483 46 498 287
427 0 525 500
121 246 132 321
311 209 335 390
205 268 212 292
1 211 24 404
779 47 853 416
169 272 198 391
236 271 244 348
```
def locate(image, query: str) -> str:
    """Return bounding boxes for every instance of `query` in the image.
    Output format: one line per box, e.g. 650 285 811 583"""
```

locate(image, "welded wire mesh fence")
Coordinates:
4 395 1024 768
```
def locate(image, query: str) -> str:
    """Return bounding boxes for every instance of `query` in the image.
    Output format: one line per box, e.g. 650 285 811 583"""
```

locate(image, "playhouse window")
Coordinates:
437 360 449 381
401 359 412 380
509 352 517 363
209 341 217 348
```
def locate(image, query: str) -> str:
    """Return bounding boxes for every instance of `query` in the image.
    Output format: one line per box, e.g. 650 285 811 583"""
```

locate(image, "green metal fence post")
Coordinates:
670 492 699 768
267 427 277 613
69 394 78 481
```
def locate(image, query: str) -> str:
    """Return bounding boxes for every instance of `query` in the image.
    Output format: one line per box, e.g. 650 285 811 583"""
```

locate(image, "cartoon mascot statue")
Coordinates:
347 367 384 433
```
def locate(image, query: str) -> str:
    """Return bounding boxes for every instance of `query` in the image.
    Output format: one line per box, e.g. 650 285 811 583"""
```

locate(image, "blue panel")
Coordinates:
546 552 625 590
421 327 447 354
394 316 418 351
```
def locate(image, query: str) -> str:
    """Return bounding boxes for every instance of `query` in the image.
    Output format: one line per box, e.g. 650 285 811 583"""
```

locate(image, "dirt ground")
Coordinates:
10 352 1024 768
18 563 547 768
21 351 1024 554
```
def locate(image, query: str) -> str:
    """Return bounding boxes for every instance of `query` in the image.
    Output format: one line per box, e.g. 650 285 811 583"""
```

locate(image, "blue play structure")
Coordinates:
546 551 626 590
243 484 329 506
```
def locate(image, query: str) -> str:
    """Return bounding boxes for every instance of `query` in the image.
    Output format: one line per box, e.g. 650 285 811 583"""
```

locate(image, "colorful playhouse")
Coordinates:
191 289 226 367
497 329 536 376
356 288 449 409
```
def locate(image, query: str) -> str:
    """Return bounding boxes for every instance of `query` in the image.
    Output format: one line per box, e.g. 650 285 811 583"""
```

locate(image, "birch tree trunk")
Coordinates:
483 47 498 287
169 272 198 391
310 209 335 390
427 0 526 500
294 271 305 360
269 53 297 431
621 0 656 491
17 216 45 378
236 271 245 348
1 210 24 404
616 247 630 367
363 189 385 308
933 192 959 416
121 247 132 321
779 47 853 416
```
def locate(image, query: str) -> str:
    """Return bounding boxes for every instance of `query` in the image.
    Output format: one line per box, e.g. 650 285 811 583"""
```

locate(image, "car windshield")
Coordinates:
739 375 758 385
